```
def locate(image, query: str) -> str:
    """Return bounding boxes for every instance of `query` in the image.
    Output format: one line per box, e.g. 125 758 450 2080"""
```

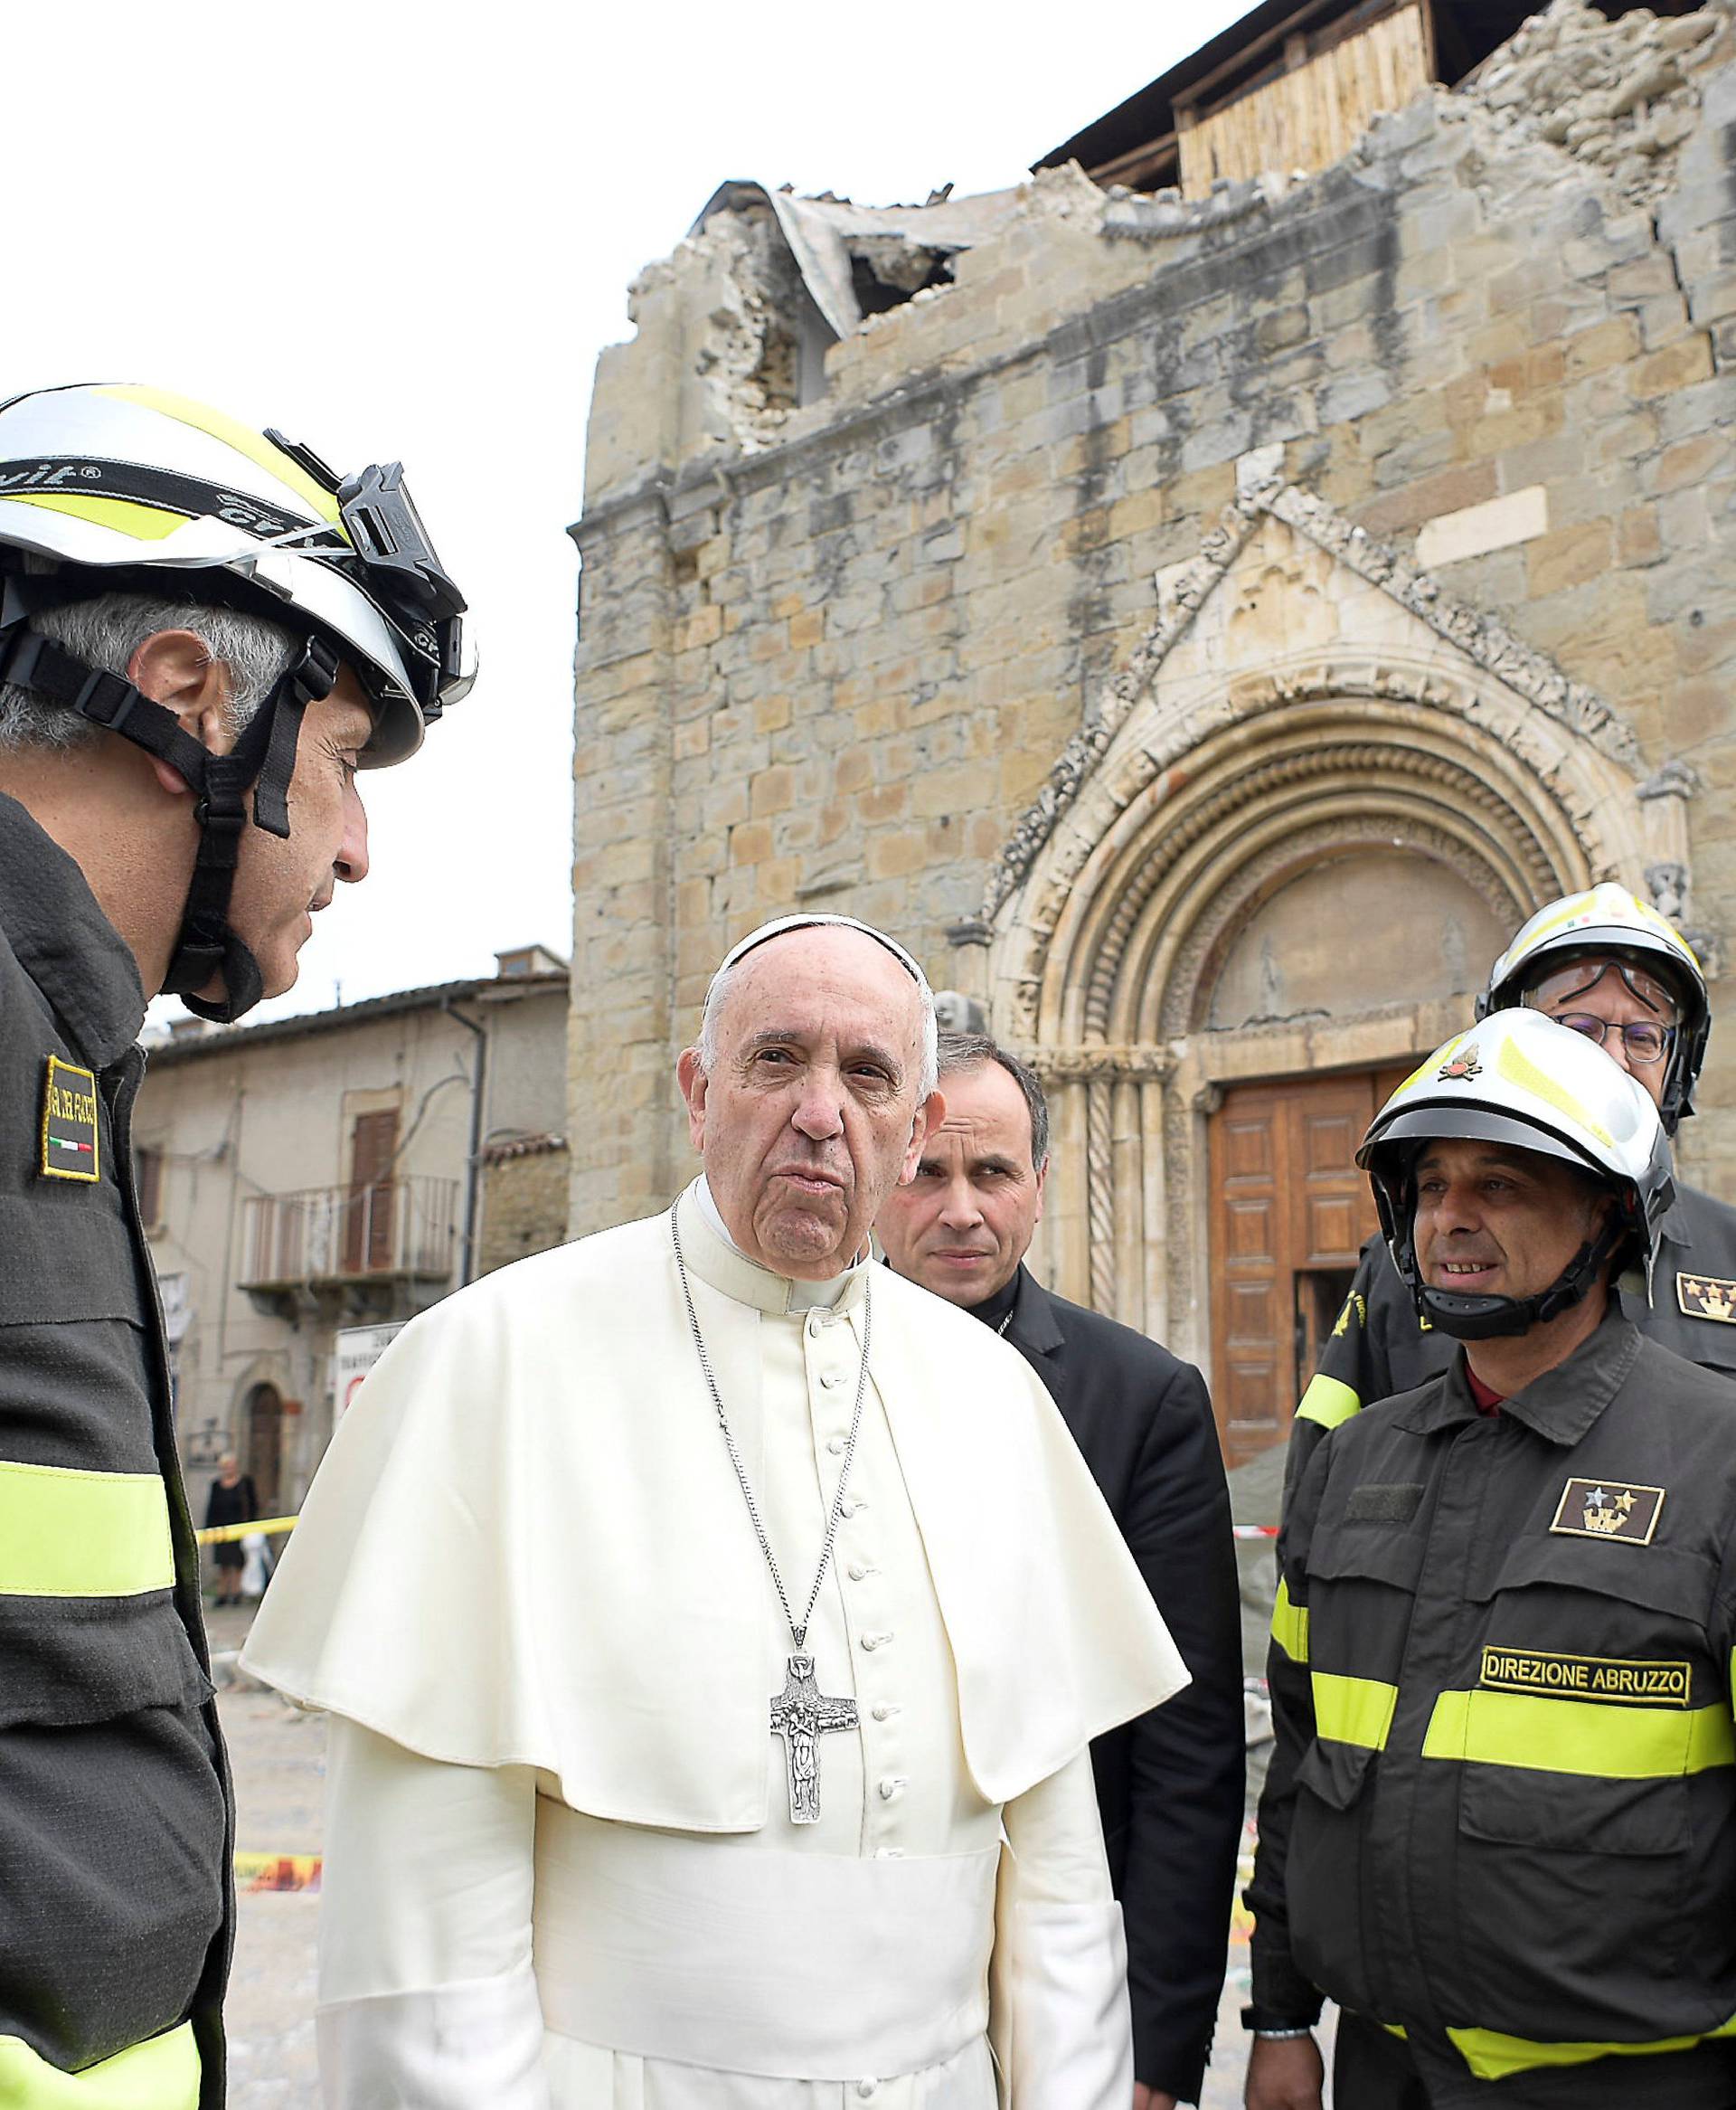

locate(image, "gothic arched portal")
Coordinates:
977 478 1703 1457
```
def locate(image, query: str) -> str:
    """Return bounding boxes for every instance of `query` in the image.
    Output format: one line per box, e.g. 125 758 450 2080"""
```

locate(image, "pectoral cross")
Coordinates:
769 1651 859 1824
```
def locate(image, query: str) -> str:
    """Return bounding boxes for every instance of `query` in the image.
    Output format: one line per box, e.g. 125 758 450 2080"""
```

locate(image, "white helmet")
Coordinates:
1357 1008 1675 1339
0 383 473 1019
1478 883 1708 1131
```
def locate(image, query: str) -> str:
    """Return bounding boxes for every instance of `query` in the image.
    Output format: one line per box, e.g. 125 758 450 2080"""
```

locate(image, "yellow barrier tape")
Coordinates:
196 1513 298 1546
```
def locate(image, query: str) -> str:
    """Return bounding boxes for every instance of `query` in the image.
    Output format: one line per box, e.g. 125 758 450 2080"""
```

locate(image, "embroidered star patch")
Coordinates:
1549 1477 1665 1546
1677 1273 1736 1325
41 1056 99 1182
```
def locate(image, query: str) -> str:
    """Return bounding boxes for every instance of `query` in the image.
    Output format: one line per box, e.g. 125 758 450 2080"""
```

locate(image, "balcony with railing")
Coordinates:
240 1177 458 1307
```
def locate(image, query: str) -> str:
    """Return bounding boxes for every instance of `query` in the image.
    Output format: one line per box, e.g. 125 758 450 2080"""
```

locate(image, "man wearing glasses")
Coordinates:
1286 884 1736 1507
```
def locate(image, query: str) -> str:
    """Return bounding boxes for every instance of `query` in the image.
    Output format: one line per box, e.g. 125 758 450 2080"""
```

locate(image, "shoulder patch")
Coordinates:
1676 1273 1736 1325
41 1056 99 1182
1549 1477 1665 1546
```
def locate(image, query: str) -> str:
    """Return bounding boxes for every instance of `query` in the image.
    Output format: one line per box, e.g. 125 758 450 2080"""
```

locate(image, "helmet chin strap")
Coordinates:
1414 1216 1625 1340
0 620 339 1023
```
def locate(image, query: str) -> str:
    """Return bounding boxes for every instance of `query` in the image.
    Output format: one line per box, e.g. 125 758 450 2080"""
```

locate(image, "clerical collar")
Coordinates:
966 1269 1023 1336
684 1178 868 1317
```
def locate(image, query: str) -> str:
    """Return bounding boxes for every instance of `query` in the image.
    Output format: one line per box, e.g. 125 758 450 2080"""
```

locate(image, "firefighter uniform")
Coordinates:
1250 1310 1736 2106
0 790 229 2106
1285 1185 1736 1509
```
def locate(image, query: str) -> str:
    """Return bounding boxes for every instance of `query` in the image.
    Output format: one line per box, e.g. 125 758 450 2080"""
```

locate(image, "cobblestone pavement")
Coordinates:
214 1604 1310 2108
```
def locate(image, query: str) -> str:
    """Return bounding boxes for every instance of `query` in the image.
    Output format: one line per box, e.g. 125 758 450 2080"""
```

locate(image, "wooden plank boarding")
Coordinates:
1182 2 1431 195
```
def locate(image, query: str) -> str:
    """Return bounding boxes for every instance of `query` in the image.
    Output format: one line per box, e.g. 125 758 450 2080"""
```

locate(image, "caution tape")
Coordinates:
203 1512 1269 1546
196 1513 299 1546
234 1851 321 1893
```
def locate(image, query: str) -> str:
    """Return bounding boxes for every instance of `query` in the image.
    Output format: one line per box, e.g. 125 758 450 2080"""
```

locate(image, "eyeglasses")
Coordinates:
1551 1014 1675 1064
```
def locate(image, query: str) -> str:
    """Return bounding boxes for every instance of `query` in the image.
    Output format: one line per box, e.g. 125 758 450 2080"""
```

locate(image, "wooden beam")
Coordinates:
1172 0 1353 115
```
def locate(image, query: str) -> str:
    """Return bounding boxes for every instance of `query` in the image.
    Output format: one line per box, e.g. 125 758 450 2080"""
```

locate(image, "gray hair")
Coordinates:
697 913 939 1097
936 1031 1051 1171
0 591 299 753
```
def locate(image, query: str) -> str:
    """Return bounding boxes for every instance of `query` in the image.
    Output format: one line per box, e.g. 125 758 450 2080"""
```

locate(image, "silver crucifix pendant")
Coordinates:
769 1651 859 1823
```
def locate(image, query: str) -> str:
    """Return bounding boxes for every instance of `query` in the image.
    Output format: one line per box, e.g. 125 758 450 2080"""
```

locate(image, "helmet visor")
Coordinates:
1522 955 1683 1023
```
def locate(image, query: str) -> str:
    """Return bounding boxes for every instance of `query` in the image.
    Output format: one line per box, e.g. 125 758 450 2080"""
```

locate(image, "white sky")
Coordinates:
9 0 1252 1027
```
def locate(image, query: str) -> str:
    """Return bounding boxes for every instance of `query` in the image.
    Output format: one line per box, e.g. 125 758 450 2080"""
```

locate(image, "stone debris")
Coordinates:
1464 0 1731 207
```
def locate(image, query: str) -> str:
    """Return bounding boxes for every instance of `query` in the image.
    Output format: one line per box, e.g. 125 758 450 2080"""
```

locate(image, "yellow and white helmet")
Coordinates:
0 384 473 1020
1357 1008 1675 1339
1478 883 1708 1131
0 383 472 758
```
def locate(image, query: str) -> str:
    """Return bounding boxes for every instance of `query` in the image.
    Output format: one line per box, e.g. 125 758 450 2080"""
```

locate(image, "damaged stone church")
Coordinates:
571 0 1736 1465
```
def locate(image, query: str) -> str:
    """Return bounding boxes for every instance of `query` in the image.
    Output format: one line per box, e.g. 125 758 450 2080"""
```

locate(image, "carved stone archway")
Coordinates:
972 477 1705 1378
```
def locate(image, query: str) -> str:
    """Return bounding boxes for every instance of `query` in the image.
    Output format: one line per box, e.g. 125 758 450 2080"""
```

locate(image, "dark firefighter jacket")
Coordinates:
1249 1312 1736 2107
1284 1187 1736 1511
0 791 230 2105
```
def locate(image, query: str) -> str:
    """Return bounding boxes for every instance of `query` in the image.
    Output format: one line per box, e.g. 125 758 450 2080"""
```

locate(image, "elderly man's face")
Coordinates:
1521 951 1679 1110
677 927 942 1278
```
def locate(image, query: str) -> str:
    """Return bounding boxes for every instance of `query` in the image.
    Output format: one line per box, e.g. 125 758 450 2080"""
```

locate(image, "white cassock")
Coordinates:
242 1181 1191 2107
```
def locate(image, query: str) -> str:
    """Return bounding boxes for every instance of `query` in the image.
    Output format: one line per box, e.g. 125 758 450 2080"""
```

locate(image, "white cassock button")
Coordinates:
847 1562 867 1581
806 1314 822 1339
821 1371 844 1388
857 2083 878 2099
861 1632 894 1651
871 1703 900 1721
827 1437 846 1455
878 1776 907 1801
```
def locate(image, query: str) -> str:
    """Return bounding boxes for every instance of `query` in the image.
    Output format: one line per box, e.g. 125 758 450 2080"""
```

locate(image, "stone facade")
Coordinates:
571 0 1736 1391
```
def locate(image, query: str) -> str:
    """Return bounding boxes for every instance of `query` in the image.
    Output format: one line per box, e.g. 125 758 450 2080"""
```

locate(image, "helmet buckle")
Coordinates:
73 667 138 734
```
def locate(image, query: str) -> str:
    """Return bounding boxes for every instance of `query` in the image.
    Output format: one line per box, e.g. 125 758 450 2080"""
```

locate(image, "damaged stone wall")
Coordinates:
1465 0 1730 208
571 20 1736 1242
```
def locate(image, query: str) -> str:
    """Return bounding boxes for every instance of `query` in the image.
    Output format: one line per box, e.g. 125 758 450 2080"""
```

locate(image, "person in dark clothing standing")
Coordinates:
0 384 469 2107
879 1032 1244 2110
1287 884 1736 1514
1246 1008 1736 2110
203 1457 259 1608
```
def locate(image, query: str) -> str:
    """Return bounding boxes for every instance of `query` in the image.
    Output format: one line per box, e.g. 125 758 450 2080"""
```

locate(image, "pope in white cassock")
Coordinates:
243 914 1192 2108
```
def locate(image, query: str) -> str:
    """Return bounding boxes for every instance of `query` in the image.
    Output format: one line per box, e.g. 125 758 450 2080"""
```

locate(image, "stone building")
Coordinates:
137 949 567 1516
570 0 1736 1466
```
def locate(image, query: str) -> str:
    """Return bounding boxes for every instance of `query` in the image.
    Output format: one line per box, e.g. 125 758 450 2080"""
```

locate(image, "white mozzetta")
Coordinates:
242 1185 1187 1816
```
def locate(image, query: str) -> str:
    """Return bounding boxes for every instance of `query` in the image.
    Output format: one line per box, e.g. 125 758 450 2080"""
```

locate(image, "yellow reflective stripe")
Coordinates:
0 2021 198 2107
1312 1671 1397 1750
0 492 184 541
0 1461 174 1597
1422 1687 1735 1777
1296 1374 1361 1432
1448 2012 1736 2083
1495 1035 1615 1150
1271 1577 1310 1664
96 384 344 527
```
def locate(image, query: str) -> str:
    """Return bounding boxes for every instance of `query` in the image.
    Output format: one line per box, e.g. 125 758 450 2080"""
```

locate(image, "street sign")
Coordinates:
332 1321 405 1419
